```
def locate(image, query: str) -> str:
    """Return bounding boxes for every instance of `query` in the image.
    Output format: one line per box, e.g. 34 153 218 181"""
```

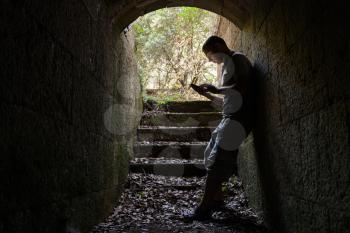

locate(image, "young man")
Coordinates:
183 36 254 221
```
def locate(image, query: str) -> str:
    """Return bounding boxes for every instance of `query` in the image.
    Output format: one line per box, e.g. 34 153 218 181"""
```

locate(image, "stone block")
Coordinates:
0 102 75 219
252 22 269 74
68 188 117 233
323 7 350 103
26 0 99 71
129 161 206 177
252 0 276 35
140 112 222 127
322 102 350 207
281 0 308 51
273 120 301 196
134 142 207 159
241 30 254 59
261 76 282 127
278 38 328 124
293 198 330 233
20 18 73 122
277 194 298 233
137 126 214 142
0 5 29 105
71 63 105 133
161 101 220 113
329 208 350 233
69 126 90 196
113 141 130 188
237 133 264 213
99 138 118 188
298 111 327 201
265 0 286 69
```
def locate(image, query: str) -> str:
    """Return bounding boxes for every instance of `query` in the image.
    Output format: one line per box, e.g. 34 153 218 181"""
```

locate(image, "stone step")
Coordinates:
161 101 220 113
140 112 222 127
133 141 207 159
129 158 206 177
137 126 215 142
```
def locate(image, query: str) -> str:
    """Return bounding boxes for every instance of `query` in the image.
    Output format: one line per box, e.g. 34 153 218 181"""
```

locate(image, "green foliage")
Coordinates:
132 7 218 99
143 92 183 105
143 93 183 112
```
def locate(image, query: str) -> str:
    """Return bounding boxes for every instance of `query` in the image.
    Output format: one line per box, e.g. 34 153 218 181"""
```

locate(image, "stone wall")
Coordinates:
1 1 142 233
2 0 350 232
217 1 350 232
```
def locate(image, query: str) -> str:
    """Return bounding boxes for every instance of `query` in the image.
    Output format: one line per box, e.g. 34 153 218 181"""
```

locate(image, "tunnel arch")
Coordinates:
106 0 253 31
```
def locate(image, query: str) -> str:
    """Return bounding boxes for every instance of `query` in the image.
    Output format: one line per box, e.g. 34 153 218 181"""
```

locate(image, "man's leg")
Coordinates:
200 148 238 209
213 185 224 201
197 176 223 211
182 175 224 222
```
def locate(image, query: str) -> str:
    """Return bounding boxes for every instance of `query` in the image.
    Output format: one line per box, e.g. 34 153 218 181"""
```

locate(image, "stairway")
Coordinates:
130 101 222 177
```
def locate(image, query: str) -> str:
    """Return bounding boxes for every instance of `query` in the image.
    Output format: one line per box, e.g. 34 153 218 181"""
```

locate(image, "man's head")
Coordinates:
202 36 230 64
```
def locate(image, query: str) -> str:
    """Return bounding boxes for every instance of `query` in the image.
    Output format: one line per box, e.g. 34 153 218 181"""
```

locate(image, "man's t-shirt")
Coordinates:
220 51 254 135
220 52 243 116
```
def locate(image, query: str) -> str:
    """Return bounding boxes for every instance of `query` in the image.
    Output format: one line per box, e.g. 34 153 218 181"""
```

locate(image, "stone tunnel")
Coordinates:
1 0 349 232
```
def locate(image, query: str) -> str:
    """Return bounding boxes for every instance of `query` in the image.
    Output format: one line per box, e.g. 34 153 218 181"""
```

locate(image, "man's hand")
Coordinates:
199 84 220 94
190 83 223 105
190 83 206 95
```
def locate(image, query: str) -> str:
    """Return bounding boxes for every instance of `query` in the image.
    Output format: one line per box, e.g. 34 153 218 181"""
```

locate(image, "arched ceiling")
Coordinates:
106 0 253 31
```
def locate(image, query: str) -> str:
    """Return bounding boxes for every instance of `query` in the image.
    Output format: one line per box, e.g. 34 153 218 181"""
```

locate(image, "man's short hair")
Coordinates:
202 36 227 54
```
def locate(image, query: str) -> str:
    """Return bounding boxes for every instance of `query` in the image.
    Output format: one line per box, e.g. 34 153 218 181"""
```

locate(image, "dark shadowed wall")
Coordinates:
217 1 350 232
1 1 142 233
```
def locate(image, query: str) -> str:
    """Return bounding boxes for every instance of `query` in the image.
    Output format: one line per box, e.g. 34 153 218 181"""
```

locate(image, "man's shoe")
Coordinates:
182 207 212 223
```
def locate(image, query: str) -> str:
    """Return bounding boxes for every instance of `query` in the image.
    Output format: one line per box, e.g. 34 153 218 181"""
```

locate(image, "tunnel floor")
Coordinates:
89 173 268 233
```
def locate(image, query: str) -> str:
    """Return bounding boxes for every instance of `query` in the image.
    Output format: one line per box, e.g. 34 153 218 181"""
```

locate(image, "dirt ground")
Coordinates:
89 173 270 233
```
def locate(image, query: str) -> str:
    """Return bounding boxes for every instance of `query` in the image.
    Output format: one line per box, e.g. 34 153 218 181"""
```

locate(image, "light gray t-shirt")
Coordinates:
220 52 243 115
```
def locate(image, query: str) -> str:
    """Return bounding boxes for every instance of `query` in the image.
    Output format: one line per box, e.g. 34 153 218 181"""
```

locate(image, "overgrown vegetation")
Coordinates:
132 7 218 101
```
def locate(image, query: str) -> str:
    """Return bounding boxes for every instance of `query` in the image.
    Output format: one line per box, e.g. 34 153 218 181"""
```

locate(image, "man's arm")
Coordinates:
190 84 223 107
200 83 236 95
200 91 223 107
217 84 236 94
